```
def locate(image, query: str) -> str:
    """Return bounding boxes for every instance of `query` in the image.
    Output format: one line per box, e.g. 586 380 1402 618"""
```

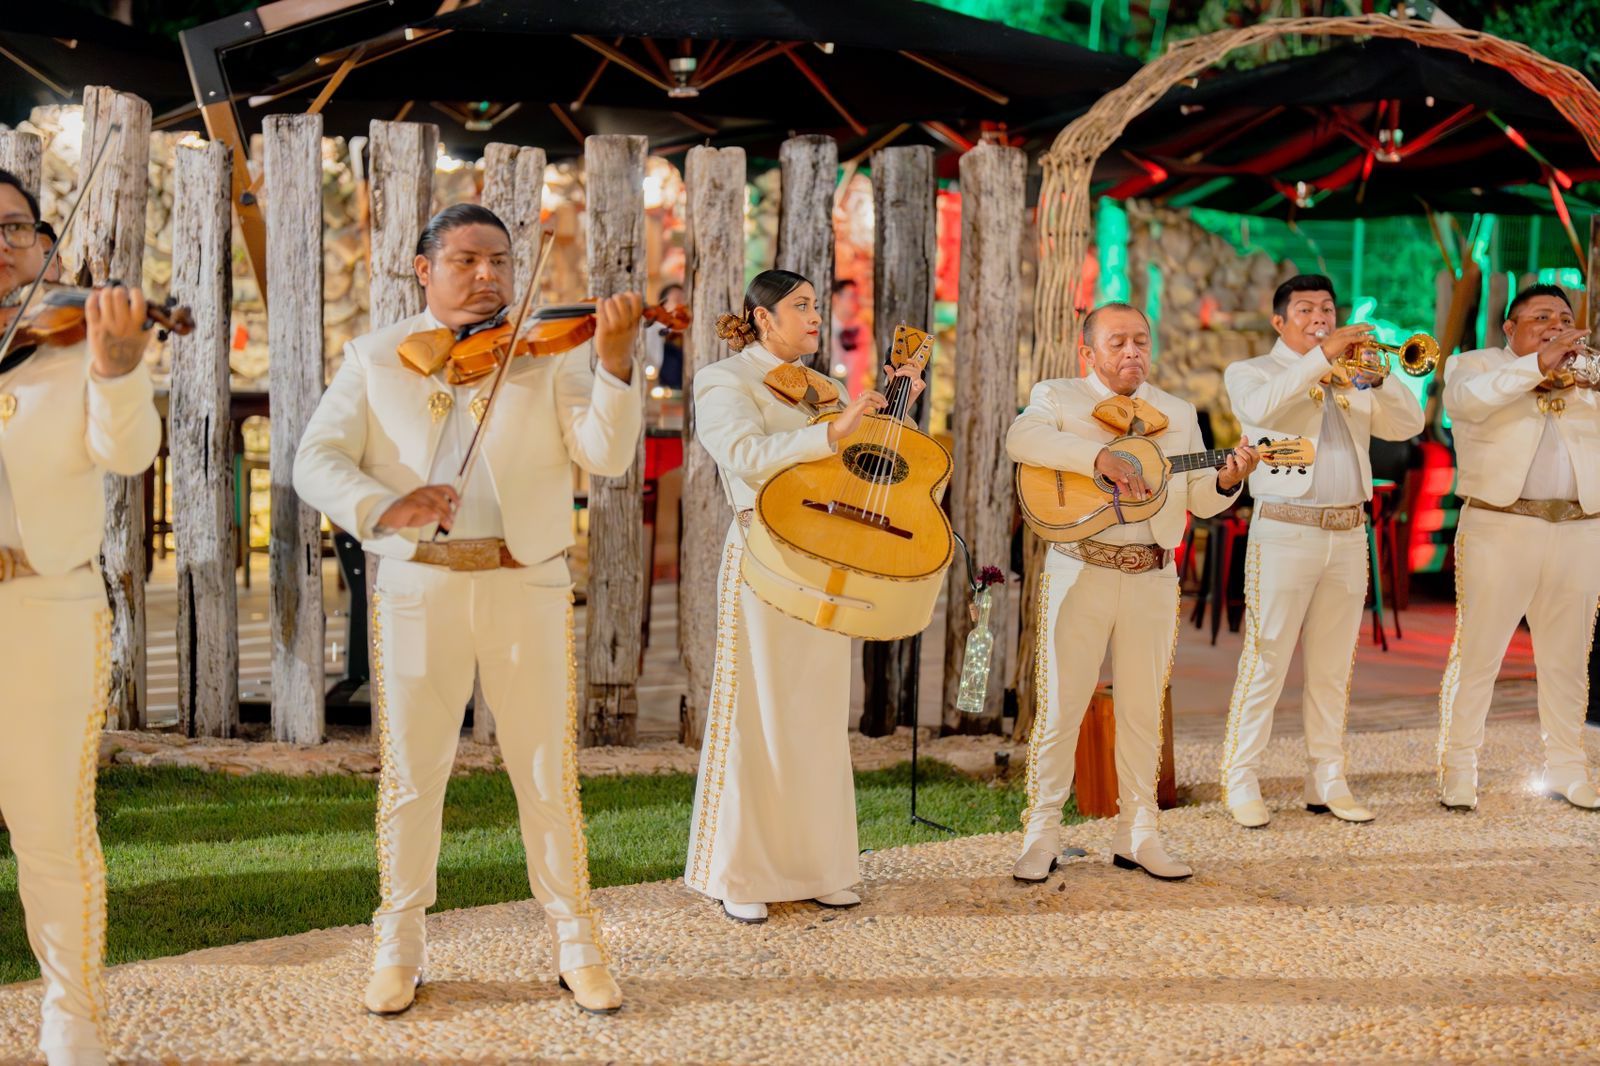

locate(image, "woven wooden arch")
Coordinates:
1032 13 1600 382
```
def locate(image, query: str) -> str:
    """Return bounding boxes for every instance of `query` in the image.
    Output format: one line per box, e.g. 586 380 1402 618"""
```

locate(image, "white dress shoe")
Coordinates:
1551 780 1600 809
722 900 768 923
558 964 623 1014
813 889 860 908
1307 796 1375 823
1112 839 1192 881
1011 840 1060 883
363 965 423 1015
1229 799 1270 828
45 1048 108 1066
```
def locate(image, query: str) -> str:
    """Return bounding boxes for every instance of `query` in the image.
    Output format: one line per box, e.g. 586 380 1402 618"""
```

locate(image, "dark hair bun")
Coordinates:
716 313 759 352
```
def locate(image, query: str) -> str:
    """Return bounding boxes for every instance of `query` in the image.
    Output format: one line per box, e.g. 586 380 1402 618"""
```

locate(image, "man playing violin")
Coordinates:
1437 284 1600 812
1009 302 1257 884
294 203 643 1016
1219 275 1423 830
0 168 161 1066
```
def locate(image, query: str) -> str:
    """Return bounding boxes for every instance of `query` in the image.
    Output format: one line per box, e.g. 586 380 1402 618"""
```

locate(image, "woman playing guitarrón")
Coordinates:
686 270 923 923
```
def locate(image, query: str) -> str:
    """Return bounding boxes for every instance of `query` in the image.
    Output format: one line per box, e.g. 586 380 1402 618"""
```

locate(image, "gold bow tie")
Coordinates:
1091 395 1168 436
763 363 842 413
1319 362 1354 388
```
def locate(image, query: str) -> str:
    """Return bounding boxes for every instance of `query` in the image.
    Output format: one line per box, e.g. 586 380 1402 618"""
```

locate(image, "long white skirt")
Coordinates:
684 522 859 904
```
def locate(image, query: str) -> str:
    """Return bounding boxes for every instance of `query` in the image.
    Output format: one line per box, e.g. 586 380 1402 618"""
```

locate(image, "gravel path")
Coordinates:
2 721 1597 1065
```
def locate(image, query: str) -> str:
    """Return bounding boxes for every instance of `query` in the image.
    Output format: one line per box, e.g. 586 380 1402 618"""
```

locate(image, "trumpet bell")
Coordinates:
1337 332 1440 379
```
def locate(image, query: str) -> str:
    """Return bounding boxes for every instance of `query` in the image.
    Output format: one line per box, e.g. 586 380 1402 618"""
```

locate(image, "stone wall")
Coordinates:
1125 200 1299 445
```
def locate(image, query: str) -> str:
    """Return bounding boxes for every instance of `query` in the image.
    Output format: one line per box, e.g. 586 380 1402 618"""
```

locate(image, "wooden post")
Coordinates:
679 145 745 745
169 140 239 738
943 144 1024 734
860 145 936 738
581 134 647 747
264 114 326 744
77 86 152 730
481 142 547 296
776 135 837 375
0 131 42 198
473 141 548 744
362 120 436 735
367 120 438 329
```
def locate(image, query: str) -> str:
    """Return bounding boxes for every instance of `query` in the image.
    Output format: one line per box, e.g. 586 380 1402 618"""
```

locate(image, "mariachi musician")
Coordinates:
0 168 162 1066
293 203 643 1016
1437 283 1600 811
684 269 924 923
1009 302 1258 883
1219 275 1424 829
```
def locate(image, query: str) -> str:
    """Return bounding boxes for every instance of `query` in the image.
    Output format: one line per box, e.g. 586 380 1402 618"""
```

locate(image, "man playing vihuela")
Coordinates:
1437 284 1600 812
294 204 644 1016
0 168 162 1066
1009 302 1259 883
1219 275 1424 828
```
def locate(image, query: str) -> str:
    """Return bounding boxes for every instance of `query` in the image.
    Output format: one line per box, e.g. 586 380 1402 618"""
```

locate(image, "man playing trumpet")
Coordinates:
1437 284 1600 811
1219 275 1424 828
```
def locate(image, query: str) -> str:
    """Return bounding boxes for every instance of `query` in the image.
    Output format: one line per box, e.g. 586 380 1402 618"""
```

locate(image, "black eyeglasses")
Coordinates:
0 220 46 250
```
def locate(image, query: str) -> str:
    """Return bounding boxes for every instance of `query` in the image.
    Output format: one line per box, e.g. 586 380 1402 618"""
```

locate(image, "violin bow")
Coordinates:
427 227 556 542
0 121 123 358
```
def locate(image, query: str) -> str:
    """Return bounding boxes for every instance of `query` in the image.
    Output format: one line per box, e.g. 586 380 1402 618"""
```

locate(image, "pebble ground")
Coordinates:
1 722 1596 1064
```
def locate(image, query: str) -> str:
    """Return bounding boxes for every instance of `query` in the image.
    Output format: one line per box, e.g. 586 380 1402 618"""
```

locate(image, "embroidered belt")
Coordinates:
1258 502 1365 531
411 537 524 571
1052 539 1171 575
1467 497 1596 523
0 547 37 583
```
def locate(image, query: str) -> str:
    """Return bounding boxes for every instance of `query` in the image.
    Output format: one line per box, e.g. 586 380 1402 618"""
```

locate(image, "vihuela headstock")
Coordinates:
1256 435 1315 475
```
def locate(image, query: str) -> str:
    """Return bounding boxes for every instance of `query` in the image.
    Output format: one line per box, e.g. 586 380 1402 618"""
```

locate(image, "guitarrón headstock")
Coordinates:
1256 435 1316 474
889 323 933 371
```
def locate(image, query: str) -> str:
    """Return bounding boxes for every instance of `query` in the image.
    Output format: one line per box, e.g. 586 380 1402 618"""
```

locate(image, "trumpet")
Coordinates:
1316 330 1440 380
1553 339 1600 388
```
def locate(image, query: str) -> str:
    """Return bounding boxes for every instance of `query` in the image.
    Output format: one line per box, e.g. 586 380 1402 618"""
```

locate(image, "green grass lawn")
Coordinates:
0 760 1075 984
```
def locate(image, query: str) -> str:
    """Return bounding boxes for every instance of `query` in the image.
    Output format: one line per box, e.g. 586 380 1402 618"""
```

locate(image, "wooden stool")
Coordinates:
1073 683 1178 818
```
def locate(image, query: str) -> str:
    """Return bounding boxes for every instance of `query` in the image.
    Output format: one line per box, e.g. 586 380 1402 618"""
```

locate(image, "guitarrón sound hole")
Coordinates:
842 443 908 485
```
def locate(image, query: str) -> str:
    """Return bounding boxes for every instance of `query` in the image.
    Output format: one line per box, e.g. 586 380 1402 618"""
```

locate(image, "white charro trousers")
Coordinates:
1021 551 1181 854
1437 507 1600 793
684 524 858 904
370 555 603 973
0 567 110 1056
1220 517 1369 809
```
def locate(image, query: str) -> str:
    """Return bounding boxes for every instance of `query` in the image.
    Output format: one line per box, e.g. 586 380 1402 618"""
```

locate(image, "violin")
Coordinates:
398 300 691 386
1 283 195 357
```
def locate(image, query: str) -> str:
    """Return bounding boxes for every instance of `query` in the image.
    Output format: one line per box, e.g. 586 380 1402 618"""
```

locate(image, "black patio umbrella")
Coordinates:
0 10 191 124
1086 39 1600 219
176 0 1137 158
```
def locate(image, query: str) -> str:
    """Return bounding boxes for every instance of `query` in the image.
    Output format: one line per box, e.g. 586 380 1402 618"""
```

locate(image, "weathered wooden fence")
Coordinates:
32 85 1036 749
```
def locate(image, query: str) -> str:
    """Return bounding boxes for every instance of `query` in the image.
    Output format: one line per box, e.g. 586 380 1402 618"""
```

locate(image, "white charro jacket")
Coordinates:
1224 338 1425 500
292 310 642 564
1005 375 1238 549
0 342 160 575
1444 345 1600 512
692 343 840 512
